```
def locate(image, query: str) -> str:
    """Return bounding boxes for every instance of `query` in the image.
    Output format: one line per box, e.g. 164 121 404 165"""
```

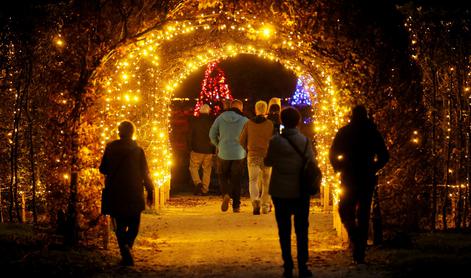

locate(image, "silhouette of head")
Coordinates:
231 99 243 112
222 99 231 110
351 105 368 122
199 104 211 114
255 100 268 116
268 97 281 114
118 120 135 139
280 106 301 128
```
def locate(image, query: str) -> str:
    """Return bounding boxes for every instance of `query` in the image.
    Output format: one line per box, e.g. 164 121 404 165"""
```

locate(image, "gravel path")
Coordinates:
96 195 393 278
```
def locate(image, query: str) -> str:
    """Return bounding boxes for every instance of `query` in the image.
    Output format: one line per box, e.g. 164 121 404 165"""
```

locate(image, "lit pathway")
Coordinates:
98 195 392 278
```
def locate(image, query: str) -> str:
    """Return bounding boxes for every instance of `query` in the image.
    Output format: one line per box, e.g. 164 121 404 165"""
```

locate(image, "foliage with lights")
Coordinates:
0 0 469 246
193 61 233 116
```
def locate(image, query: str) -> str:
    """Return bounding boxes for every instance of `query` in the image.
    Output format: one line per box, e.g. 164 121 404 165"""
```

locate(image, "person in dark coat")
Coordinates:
264 107 316 278
99 120 154 266
188 104 215 195
329 105 389 264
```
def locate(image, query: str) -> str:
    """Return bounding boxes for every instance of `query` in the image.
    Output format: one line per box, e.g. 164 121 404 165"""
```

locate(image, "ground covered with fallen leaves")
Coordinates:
1 195 471 277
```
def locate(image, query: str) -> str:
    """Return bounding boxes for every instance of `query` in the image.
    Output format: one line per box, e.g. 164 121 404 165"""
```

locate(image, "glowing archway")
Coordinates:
86 11 351 214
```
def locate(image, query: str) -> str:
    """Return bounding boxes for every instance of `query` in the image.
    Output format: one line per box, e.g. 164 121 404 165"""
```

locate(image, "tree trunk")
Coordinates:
431 67 438 231
64 171 79 246
454 56 465 230
24 56 37 224
442 73 453 230
372 182 383 244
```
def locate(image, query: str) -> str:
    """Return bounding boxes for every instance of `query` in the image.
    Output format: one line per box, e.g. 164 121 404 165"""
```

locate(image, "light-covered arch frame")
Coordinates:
86 10 350 215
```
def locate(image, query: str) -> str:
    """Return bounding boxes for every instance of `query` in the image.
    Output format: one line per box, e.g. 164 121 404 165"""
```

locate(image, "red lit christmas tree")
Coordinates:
193 61 233 116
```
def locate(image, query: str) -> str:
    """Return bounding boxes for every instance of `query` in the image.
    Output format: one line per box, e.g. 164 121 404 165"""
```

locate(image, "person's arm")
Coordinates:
373 130 390 173
209 117 220 146
99 145 110 175
140 149 155 207
239 122 249 151
329 132 343 173
264 138 275 167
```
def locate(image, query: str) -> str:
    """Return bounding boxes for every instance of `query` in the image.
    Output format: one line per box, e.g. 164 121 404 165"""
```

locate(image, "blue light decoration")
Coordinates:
289 75 316 124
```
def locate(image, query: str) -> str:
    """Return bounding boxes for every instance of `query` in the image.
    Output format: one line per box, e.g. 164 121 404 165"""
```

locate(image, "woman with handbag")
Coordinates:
264 107 318 278
99 120 154 266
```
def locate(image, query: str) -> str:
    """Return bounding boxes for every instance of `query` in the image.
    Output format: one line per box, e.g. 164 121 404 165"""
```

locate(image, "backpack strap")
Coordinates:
281 134 309 161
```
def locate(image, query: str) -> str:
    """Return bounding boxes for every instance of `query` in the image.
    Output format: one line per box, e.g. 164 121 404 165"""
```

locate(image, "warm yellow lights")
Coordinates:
260 25 274 39
337 155 344 161
94 14 347 200
54 35 65 47
55 39 64 47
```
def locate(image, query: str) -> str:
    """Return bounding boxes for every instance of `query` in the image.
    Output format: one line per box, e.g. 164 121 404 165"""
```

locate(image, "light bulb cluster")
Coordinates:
91 11 350 203
193 61 233 116
290 75 314 107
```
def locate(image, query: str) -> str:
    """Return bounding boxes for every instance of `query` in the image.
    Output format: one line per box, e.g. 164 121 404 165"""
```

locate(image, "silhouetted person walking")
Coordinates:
265 107 316 278
188 104 215 195
99 121 154 266
329 105 389 264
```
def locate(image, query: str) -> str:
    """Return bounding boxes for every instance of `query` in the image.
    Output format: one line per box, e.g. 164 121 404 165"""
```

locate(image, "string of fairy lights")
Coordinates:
405 15 471 197
91 10 350 205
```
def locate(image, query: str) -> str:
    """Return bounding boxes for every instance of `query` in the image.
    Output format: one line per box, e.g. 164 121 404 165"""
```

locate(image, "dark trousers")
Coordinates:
272 197 310 270
218 158 244 209
338 176 375 261
114 214 141 256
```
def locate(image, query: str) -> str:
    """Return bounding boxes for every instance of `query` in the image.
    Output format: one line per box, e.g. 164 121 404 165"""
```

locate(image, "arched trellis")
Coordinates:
83 11 351 237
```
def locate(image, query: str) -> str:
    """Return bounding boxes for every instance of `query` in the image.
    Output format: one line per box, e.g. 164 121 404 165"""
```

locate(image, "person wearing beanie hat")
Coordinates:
188 104 216 195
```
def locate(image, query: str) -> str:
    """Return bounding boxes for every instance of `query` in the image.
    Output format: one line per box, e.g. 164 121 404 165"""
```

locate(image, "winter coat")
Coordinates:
99 139 154 217
264 128 314 199
209 108 249 160
239 115 274 159
188 114 216 154
329 118 389 189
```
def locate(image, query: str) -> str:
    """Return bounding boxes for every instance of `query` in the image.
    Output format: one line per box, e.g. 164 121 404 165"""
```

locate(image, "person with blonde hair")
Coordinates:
188 104 215 195
240 100 274 214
